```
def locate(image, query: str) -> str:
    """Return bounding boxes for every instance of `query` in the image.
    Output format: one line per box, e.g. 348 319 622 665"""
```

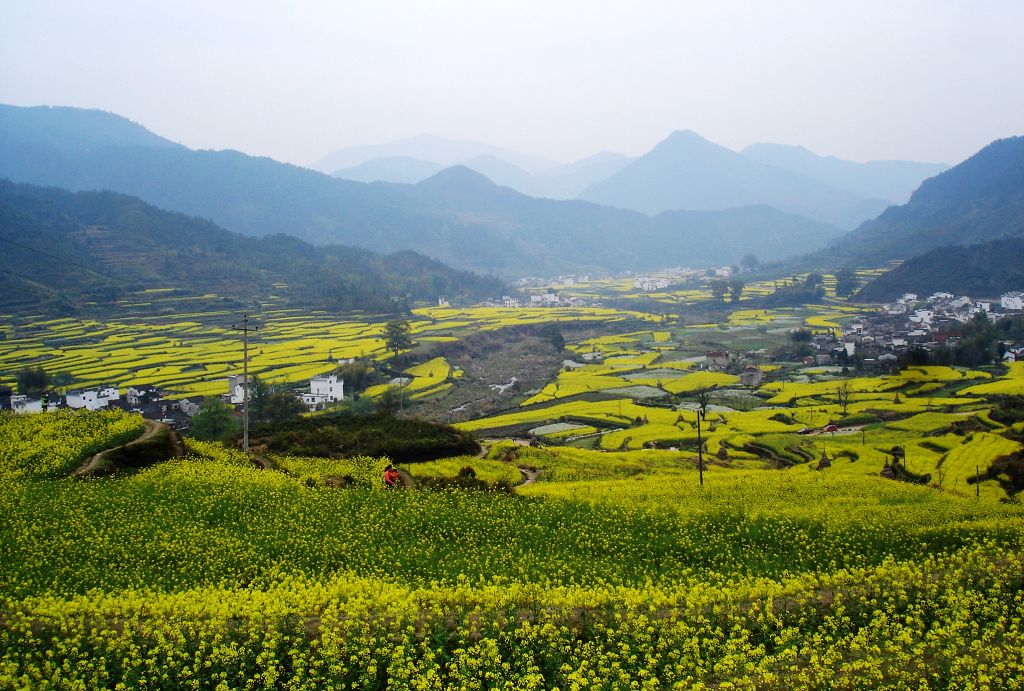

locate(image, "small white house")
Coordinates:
311 374 344 402
11 394 39 414
303 374 344 410
1001 292 1024 311
502 295 520 308
226 375 249 404
176 397 204 417
66 387 120 411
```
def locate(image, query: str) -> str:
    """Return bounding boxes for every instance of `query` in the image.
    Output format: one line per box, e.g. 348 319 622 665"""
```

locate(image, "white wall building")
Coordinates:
66 387 120 411
502 295 520 308
303 374 344 410
226 375 248 404
311 374 344 402
530 293 558 305
1001 291 1024 311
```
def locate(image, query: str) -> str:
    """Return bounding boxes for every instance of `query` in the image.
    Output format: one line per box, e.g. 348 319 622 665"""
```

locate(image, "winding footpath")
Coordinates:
71 420 184 478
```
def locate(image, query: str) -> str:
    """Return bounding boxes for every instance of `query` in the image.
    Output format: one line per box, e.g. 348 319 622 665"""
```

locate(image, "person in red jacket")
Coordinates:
383 464 400 489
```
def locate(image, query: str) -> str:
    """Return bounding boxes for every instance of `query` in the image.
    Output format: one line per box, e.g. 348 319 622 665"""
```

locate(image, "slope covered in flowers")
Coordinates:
1 412 1023 687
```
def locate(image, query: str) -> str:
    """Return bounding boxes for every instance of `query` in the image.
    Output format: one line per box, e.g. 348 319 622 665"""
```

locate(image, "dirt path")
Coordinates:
518 467 541 486
249 454 275 470
71 420 182 478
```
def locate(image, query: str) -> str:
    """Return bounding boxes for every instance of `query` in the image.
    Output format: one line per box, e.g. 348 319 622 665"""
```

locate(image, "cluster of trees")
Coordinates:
757 275 825 307
708 278 746 303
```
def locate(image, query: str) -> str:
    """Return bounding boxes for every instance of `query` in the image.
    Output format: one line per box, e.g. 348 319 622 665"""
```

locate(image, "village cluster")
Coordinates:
0 371 347 433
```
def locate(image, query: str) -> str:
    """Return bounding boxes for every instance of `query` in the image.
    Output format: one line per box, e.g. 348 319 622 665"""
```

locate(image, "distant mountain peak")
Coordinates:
417 165 497 190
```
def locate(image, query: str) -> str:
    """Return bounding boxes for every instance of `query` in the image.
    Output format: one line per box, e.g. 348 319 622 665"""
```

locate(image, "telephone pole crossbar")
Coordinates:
232 315 258 453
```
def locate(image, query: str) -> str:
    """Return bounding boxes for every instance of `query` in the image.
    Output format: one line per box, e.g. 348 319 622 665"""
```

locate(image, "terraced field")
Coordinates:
459 313 1024 503
0 304 656 399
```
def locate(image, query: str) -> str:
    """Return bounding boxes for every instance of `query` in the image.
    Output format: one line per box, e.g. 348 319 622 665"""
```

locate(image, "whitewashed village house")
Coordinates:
302 374 344 410
1001 292 1024 311
66 387 120 411
226 375 248 404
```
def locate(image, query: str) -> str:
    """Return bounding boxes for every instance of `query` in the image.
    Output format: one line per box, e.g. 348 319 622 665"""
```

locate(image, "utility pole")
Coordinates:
696 388 712 488
232 314 258 453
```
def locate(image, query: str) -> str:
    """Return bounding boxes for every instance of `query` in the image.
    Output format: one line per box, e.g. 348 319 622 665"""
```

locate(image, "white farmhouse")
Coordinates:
302 374 344 410
1001 291 1024 311
502 295 520 308
530 292 558 305
66 387 120 411
226 375 248 404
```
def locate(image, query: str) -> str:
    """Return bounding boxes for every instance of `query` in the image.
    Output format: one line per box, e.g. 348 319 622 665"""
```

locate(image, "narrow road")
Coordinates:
71 420 182 477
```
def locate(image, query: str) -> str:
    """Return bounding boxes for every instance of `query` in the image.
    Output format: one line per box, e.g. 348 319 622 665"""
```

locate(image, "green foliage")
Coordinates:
335 360 377 394
262 391 307 424
789 327 813 343
536 322 566 352
189 397 240 441
834 267 860 297
15 366 47 396
382 319 413 356
256 414 480 462
804 272 824 289
709 279 729 303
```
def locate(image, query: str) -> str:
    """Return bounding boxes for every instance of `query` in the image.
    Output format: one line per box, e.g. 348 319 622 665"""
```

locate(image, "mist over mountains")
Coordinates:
3 102 1017 300
0 104 848 277
323 130 945 223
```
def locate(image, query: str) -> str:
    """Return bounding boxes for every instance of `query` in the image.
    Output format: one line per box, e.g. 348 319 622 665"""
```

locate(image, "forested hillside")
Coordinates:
824 136 1024 265
855 237 1024 301
0 180 508 315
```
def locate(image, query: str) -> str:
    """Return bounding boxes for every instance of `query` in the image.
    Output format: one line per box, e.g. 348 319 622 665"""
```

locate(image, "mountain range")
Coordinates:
4 103 1018 301
323 131 946 222
0 104 848 277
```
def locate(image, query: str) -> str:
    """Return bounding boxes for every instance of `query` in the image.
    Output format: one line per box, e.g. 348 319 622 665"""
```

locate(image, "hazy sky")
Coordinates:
1 1 1021 167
